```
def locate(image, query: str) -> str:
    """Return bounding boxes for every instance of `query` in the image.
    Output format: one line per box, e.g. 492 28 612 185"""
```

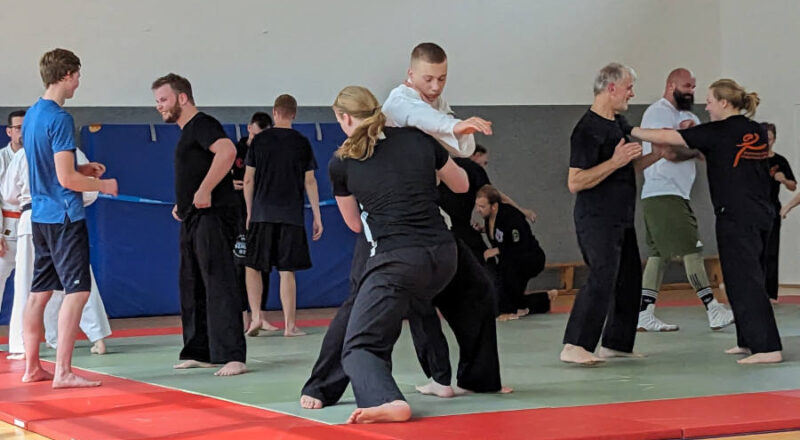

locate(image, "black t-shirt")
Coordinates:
174 112 239 219
489 203 542 262
245 127 317 226
438 157 491 234
679 115 774 225
767 153 795 209
569 109 635 225
232 137 249 181
328 127 452 255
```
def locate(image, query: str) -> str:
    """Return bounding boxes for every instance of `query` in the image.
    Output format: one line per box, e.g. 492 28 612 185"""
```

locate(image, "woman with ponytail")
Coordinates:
327 86 468 423
630 79 783 365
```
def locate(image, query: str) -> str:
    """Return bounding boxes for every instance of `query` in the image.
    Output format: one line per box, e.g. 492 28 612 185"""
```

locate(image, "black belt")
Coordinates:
21 204 31 212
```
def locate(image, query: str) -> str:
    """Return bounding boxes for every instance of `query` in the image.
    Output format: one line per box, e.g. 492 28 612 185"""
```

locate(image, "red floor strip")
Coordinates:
2 353 800 439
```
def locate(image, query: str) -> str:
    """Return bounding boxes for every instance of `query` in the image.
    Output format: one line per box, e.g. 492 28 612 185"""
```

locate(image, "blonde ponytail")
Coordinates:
709 79 759 118
332 86 386 161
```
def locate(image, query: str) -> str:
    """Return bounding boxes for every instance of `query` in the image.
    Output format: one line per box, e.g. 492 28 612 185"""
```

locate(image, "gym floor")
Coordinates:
2 289 800 440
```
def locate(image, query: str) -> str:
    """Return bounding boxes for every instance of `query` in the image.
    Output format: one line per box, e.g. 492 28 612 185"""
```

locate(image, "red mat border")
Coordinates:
2 354 800 440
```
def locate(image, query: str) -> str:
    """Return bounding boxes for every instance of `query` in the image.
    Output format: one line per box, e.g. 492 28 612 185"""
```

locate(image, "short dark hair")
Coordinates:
476 184 501 205
761 121 776 136
274 94 297 118
411 42 447 64
151 73 195 104
473 144 488 155
39 48 81 87
7 110 25 126
250 112 273 129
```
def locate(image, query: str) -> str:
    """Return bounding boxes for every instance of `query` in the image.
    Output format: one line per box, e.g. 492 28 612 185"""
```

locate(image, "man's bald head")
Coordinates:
665 68 696 111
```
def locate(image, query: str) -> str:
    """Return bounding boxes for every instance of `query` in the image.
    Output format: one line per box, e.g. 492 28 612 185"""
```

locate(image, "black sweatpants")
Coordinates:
765 215 781 300
178 209 247 364
428 239 503 392
716 216 782 353
342 242 458 407
563 223 641 353
300 235 451 404
301 236 502 404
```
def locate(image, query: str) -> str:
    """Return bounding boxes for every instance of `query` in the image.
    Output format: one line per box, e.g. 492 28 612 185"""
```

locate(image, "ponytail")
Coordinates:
332 86 386 161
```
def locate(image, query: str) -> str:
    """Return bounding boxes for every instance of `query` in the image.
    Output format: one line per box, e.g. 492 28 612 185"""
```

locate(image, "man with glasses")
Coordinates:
0 110 26 353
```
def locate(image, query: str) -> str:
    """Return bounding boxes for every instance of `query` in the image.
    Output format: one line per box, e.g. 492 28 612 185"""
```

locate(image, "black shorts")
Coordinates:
245 222 311 272
32 218 92 294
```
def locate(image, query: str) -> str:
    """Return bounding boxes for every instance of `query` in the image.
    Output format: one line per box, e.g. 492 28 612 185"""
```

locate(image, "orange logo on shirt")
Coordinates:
733 133 768 167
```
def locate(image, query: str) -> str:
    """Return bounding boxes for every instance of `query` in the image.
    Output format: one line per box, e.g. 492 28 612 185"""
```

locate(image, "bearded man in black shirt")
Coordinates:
152 73 247 377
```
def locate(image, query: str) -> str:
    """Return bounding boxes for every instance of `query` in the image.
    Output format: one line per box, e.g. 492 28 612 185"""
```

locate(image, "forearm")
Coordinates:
305 180 321 220
498 190 524 212
243 181 254 219
199 152 234 194
784 179 797 191
634 152 662 172
631 127 687 146
568 160 618 193
61 173 106 193
785 192 800 211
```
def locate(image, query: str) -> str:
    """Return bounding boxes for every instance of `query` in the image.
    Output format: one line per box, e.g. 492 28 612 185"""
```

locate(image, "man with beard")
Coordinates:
152 73 247 377
636 68 734 332
474 185 550 320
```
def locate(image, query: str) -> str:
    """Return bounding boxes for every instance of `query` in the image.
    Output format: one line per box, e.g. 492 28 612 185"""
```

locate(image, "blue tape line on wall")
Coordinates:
99 193 337 208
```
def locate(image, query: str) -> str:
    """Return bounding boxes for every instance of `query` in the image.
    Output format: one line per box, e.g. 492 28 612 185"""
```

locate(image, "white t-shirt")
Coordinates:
640 98 701 200
382 84 475 157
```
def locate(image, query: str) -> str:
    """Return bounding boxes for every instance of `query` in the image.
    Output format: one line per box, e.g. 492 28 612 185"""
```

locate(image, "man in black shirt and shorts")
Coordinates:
152 73 247 376
243 94 322 337
232 112 275 330
562 63 664 365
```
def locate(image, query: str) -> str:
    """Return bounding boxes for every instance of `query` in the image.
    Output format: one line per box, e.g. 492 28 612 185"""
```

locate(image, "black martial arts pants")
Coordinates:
301 235 451 404
716 216 782 353
342 242 457 408
563 222 641 353
765 215 781 300
178 209 247 364
301 236 502 405
492 248 546 315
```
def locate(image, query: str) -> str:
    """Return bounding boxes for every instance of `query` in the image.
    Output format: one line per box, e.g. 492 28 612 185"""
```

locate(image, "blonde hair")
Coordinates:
709 79 759 118
332 86 386 161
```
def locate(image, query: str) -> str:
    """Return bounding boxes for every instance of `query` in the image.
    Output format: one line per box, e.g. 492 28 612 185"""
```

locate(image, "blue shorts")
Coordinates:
32 218 92 294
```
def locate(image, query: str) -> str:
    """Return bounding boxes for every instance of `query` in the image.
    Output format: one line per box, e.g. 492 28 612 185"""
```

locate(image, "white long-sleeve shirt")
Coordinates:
382 84 475 157
2 148 98 238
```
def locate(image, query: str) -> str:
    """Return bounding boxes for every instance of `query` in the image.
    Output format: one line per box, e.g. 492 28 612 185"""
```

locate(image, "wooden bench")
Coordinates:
545 255 723 295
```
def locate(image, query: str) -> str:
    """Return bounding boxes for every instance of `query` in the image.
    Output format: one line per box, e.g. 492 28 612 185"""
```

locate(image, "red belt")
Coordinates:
2 210 21 219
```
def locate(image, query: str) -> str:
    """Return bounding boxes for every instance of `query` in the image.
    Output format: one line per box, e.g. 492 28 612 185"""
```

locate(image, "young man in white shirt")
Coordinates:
637 68 734 332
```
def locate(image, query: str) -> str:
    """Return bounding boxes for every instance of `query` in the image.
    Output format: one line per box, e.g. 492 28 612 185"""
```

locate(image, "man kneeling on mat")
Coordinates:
475 185 550 320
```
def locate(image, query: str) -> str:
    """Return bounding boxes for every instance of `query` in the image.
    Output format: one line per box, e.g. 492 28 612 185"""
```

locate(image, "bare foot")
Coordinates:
598 346 646 359
453 384 513 396
261 321 280 331
22 367 54 383
725 346 752 355
90 340 107 355
547 289 559 301
52 372 101 388
245 320 262 337
300 394 324 409
516 308 530 318
415 380 454 398
738 351 782 364
497 313 519 322
560 344 605 365
6 353 25 360
284 327 307 337
346 400 411 424
173 360 216 369
214 361 247 376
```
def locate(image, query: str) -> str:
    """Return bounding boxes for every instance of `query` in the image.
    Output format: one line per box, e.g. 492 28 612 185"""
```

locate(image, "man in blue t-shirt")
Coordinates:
21 49 118 388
